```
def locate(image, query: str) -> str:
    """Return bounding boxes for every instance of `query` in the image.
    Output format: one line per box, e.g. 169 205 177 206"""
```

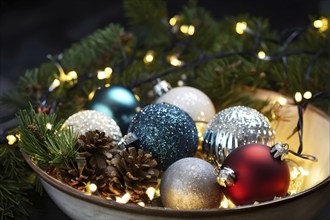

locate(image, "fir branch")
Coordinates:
0 143 26 180
0 143 34 220
124 0 170 47
17 105 78 169
45 127 78 168
0 180 31 220
180 0 219 50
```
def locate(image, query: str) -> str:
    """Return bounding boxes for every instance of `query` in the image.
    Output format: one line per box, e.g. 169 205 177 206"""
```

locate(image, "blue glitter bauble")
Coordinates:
88 85 140 135
128 103 198 170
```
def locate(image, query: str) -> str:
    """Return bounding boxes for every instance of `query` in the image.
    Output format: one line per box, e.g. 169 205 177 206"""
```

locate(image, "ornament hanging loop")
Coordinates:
271 143 318 162
288 149 318 162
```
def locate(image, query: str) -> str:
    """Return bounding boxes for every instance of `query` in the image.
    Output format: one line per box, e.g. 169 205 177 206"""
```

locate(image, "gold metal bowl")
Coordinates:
24 89 330 220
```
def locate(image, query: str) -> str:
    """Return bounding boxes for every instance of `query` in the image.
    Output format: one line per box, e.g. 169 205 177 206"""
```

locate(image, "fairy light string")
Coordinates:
287 91 330 161
0 17 328 154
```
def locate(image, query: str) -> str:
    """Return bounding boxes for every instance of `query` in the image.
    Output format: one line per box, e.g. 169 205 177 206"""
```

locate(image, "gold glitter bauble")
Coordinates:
160 157 223 210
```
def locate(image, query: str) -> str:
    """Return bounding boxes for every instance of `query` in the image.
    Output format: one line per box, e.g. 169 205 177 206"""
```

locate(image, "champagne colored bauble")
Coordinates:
203 106 275 165
156 86 216 123
128 103 198 170
63 110 122 142
88 85 140 134
160 157 223 210
220 143 290 206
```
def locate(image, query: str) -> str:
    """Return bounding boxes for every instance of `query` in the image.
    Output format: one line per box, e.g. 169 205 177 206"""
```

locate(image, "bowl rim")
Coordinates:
23 89 330 218
23 152 330 218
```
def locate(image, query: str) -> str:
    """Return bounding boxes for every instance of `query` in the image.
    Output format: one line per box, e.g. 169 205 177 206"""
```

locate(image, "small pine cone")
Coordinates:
102 165 126 196
76 130 119 170
59 166 96 192
110 147 160 202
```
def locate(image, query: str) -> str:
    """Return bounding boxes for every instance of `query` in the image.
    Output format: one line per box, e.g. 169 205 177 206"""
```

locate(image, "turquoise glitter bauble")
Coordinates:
128 103 198 170
88 86 139 135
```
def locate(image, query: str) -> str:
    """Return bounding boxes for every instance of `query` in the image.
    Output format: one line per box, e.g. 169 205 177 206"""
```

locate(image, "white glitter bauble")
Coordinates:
156 86 216 123
63 110 122 142
202 106 275 165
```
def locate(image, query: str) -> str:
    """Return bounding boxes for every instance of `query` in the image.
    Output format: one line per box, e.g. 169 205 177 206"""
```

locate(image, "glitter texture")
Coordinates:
128 103 198 169
160 157 222 209
203 106 275 165
156 86 216 123
63 110 122 142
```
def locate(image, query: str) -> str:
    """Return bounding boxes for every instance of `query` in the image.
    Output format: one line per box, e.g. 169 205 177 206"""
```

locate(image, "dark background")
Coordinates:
1 0 329 219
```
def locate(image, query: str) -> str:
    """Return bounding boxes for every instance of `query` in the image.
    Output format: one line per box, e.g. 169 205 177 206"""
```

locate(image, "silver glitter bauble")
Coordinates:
202 106 275 165
63 110 122 142
128 103 198 170
160 157 223 210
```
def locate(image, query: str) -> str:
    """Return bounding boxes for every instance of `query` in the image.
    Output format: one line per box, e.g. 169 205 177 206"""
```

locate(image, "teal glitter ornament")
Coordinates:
88 85 140 134
127 103 198 170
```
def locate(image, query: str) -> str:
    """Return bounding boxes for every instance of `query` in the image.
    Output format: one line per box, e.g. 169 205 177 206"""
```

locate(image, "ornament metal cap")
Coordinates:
270 143 289 160
217 167 236 187
118 132 139 149
153 79 172 97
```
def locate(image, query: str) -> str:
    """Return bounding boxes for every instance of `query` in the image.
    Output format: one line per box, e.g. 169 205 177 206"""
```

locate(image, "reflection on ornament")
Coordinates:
194 121 209 159
128 103 198 169
287 160 309 195
63 110 122 142
203 106 275 165
219 144 290 206
156 86 216 123
88 86 140 134
160 158 223 210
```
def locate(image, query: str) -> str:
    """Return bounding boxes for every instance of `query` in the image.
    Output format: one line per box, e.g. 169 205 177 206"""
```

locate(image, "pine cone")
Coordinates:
57 130 120 192
77 130 119 170
110 147 160 202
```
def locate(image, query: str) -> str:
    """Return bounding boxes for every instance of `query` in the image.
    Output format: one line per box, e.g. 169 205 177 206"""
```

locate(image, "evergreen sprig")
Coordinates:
17 106 78 169
0 142 33 220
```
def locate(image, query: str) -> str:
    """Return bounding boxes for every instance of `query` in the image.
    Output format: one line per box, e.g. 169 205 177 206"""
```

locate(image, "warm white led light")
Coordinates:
303 91 312 100
257 51 266 59
295 92 303 103
236 21 247 34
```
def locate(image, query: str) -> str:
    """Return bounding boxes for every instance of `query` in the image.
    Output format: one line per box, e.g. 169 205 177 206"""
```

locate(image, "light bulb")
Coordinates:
6 135 17 145
257 51 266 59
236 21 247 34
303 91 312 100
313 17 328 32
295 92 302 103
143 51 154 64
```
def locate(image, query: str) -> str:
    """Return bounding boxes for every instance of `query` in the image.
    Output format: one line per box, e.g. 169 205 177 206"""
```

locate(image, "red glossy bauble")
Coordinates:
221 143 290 206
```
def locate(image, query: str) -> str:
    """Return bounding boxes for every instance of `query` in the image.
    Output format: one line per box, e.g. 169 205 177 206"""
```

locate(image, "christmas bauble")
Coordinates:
160 157 223 209
219 143 290 206
63 110 122 142
127 103 198 169
156 86 216 123
203 106 275 165
88 85 140 134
